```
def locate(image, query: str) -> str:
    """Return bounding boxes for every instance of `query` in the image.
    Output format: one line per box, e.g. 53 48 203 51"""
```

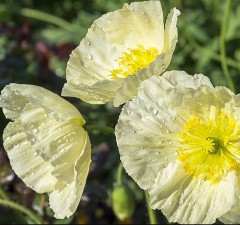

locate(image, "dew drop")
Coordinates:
14 144 20 148
86 54 93 60
152 108 158 115
5 136 10 141
32 128 38 134
126 109 132 115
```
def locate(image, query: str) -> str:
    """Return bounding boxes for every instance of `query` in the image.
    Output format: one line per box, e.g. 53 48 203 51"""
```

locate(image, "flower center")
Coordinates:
109 44 159 79
178 111 240 184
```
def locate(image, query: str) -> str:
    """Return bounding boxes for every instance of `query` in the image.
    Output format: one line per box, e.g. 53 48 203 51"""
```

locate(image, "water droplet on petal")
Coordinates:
153 108 158 115
126 109 131 115
86 54 92 60
32 128 38 134
5 136 10 141
14 144 20 148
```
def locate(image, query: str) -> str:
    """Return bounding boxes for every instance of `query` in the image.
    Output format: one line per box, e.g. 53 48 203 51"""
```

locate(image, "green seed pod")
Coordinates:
112 184 135 220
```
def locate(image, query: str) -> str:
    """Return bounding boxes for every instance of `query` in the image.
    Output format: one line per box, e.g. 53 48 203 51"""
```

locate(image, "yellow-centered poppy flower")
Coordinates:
115 71 240 224
62 1 180 107
0 84 91 219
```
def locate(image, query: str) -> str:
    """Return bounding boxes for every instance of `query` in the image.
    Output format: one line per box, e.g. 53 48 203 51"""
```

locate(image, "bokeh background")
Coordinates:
0 0 240 224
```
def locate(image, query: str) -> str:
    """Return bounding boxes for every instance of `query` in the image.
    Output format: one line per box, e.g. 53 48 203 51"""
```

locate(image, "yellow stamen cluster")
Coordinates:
178 111 240 184
110 44 159 79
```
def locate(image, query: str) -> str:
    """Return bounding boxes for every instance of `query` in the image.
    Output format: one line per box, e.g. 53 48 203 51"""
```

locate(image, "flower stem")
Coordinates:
220 0 235 92
144 191 158 224
85 125 115 135
0 187 10 200
20 8 74 31
0 199 42 224
116 163 123 185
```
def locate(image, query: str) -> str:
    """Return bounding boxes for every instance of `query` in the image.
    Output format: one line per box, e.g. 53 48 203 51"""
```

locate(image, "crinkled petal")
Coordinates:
0 83 84 122
116 71 240 224
157 70 214 90
62 79 122 104
49 135 91 219
149 164 238 224
115 71 214 189
116 87 181 189
3 119 58 193
0 84 91 219
164 8 180 51
113 50 176 107
62 1 180 106
64 0 165 82
219 206 240 224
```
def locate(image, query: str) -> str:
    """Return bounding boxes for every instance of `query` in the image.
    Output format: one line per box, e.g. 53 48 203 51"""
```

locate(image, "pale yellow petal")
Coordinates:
219 206 240 224
115 78 184 189
163 8 180 52
115 72 214 188
62 1 178 106
149 166 238 224
49 135 91 219
62 79 122 104
0 83 84 123
116 71 240 224
3 119 57 193
0 84 91 219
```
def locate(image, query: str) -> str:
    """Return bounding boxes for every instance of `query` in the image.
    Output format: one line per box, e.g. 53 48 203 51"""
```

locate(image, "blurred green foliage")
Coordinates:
0 0 240 224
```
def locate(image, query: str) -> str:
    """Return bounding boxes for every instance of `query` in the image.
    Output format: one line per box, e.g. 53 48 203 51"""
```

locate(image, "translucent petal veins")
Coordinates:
0 83 91 219
178 111 240 184
62 1 180 105
116 71 240 224
109 44 159 79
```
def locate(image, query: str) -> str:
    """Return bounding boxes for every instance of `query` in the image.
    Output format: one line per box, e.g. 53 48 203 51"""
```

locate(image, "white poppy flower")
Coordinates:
0 84 91 219
62 1 180 107
115 71 240 224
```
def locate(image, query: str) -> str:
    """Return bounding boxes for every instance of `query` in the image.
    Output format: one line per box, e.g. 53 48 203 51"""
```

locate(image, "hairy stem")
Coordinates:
0 199 42 224
144 191 158 224
85 125 115 135
220 0 235 92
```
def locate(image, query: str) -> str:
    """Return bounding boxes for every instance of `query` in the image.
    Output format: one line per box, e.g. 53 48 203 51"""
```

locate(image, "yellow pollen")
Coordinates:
178 111 240 184
109 44 159 79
